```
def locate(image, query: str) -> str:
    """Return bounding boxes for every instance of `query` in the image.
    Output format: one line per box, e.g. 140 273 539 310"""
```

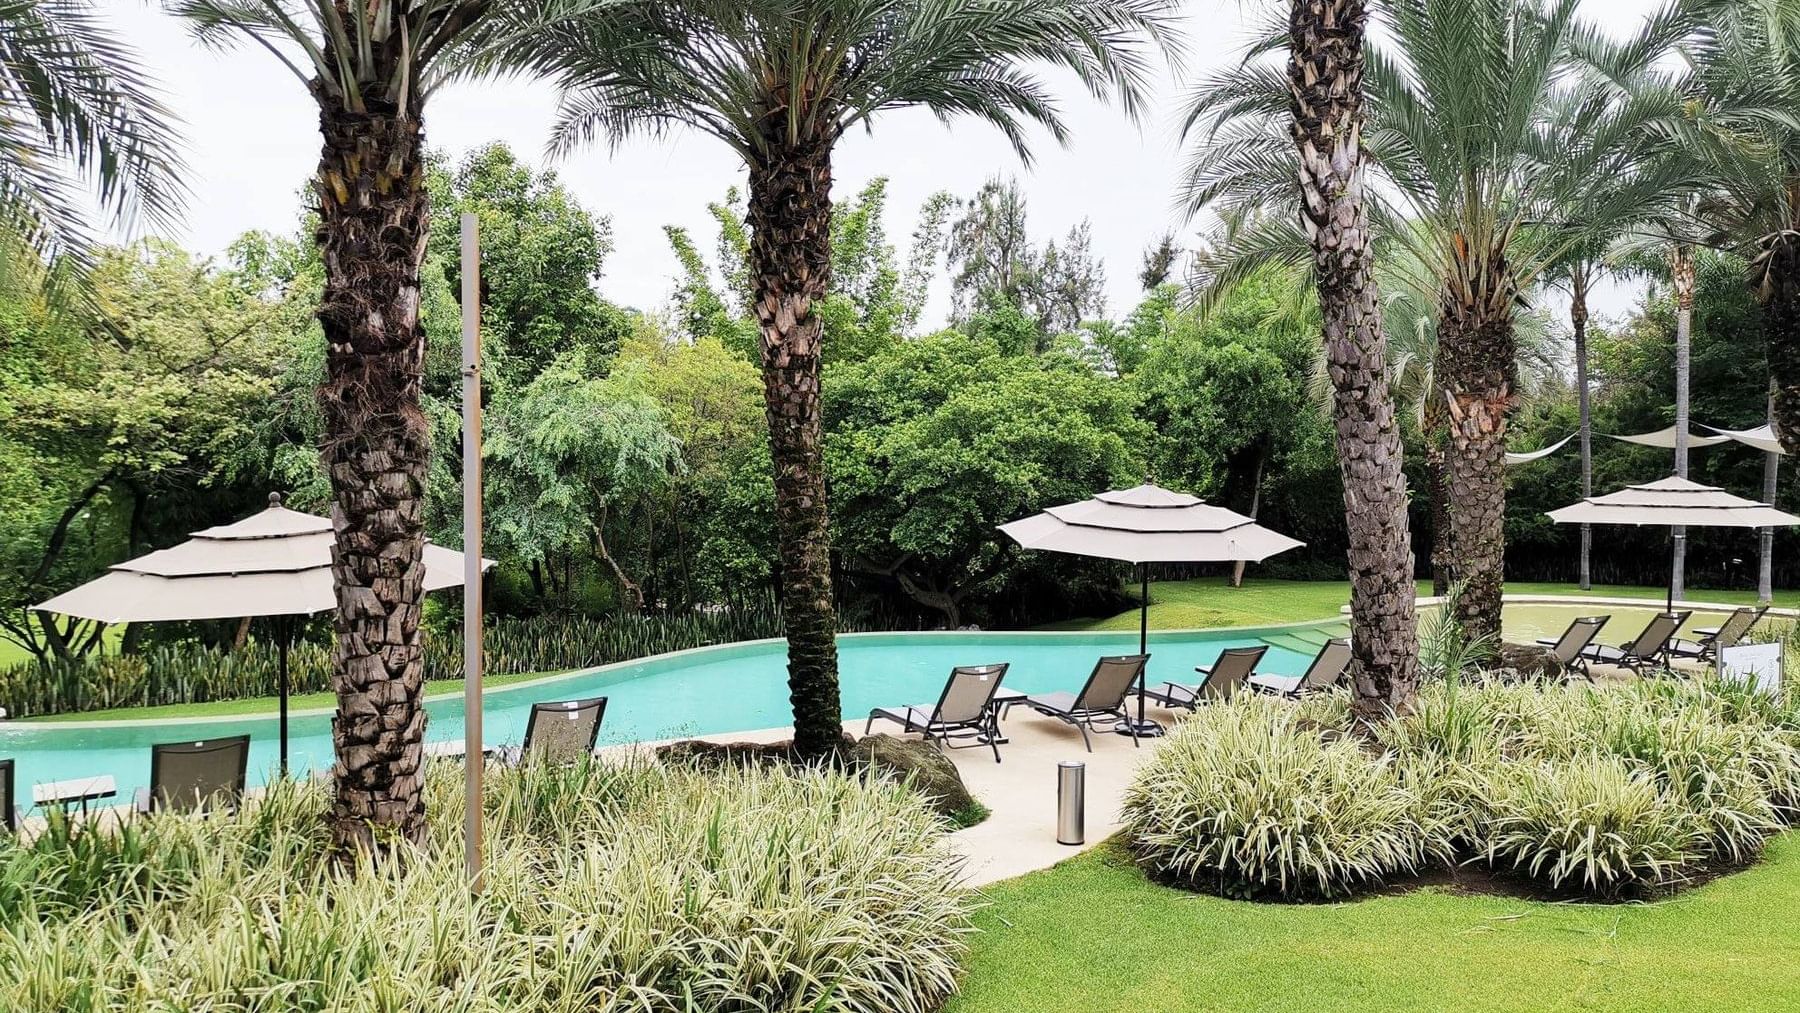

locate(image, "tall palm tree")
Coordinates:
1185 0 1687 643
518 0 1177 757
1679 0 1800 455
168 0 598 851
0 0 184 300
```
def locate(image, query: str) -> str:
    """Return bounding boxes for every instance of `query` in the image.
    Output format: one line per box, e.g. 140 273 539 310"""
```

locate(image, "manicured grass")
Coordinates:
1046 576 1800 633
24 669 560 723
949 838 1800 1013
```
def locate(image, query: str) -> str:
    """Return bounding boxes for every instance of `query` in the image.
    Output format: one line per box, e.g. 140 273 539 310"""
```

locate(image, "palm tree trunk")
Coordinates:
1288 0 1419 721
1671 244 1695 602
1439 261 1517 645
1425 378 1451 596
1572 268 1593 590
1761 383 1779 603
315 92 432 851
747 132 844 759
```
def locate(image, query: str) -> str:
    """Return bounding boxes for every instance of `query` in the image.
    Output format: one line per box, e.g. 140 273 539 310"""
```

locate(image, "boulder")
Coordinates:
850 734 978 821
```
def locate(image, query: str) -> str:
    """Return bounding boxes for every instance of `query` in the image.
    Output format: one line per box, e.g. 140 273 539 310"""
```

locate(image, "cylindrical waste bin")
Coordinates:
1056 760 1086 845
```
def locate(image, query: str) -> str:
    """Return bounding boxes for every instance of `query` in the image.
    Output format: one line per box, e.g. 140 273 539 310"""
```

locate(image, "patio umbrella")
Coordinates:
1547 476 1800 611
35 493 492 775
999 484 1303 736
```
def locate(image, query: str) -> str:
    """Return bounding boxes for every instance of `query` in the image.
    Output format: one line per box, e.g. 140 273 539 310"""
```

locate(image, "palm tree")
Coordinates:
1679 0 1800 455
0 0 184 300
167 0 598 851
1184 0 1687 643
518 0 1177 757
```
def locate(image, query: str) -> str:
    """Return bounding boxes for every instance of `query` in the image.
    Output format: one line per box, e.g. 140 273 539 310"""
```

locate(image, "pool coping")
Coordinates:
7 615 1351 732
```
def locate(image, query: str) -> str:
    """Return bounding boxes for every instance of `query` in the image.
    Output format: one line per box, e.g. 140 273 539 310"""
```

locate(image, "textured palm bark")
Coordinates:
1424 356 1451 595
747 133 844 759
315 91 432 852
1761 383 1779 603
1671 245 1695 602
1768 240 1800 461
1571 270 1593 589
1438 256 1517 645
1288 0 1419 721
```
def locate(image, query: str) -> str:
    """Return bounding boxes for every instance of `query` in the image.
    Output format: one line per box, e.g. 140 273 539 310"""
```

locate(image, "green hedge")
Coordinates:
1126 677 1800 900
0 602 918 718
0 757 973 1012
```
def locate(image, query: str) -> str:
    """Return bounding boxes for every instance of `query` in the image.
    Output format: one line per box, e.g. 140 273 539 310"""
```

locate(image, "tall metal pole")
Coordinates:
460 213 485 890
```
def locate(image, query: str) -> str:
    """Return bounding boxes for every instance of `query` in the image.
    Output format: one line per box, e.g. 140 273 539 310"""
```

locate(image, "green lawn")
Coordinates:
1046 576 1800 633
949 839 1800 1013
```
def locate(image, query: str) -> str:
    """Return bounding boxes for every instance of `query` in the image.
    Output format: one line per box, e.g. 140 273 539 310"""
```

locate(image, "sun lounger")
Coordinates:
134 736 250 814
866 663 1010 762
1671 606 1767 663
1142 646 1267 710
0 759 16 833
515 696 608 763
1023 654 1149 752
1582 611 1690 672
1533 615 1610 680
1248 637 1353 698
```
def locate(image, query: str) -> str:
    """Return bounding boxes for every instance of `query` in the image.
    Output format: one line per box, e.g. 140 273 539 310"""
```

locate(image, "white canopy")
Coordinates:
1505 433 1575 466
1702 423 1787 456
1547 476 1800 529
1607 425 1731 450
36 496 490 624
998 484 1305 565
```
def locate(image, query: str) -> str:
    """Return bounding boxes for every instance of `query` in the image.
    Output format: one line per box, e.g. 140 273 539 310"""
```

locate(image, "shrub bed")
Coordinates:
0 757 972 1012
1125 677 1800 901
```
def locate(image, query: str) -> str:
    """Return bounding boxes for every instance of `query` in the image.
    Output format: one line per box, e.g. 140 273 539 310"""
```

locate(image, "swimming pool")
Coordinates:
0 625 1329 807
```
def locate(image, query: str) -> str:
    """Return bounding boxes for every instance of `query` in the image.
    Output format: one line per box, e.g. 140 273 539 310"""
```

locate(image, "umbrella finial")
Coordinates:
268 491 283 509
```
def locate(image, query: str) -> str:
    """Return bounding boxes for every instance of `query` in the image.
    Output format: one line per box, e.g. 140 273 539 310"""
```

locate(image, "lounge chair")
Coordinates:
1249 638 1353 698
1671 606 1768 663
1023 654 1149 752
516 696 608 763
1533 615 1610 680
0 759 14 834
865 663 1010 762
1581 611 1691 672
1142 646 1267 710
134 735 251 814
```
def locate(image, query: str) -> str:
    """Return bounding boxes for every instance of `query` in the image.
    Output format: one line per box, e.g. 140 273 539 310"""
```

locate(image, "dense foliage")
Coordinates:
0 757 973 1011
1126 673 1800 900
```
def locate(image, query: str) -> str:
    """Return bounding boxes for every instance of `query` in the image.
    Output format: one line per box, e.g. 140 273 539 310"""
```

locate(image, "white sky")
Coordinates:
103 0 1661 329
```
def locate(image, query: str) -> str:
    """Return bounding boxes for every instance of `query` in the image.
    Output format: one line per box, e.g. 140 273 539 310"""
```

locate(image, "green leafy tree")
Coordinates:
827 334 1146 627
523 0 1174 757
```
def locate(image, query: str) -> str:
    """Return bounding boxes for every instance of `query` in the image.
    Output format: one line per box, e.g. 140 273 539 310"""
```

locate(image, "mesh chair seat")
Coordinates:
520 697 608 763
137 736 250 815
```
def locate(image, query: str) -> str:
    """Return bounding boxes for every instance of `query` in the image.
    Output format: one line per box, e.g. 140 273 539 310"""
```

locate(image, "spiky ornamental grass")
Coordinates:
0 757 972 1012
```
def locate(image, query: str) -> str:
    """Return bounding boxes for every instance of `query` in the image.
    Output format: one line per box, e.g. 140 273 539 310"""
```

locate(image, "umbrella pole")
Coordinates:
1139 564 1148 730
276 616 290 779
1668 528 1680 614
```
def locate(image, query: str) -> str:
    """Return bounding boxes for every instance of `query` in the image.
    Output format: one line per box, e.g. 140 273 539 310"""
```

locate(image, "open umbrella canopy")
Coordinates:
35 496 487 624
1547 476 1800 529
998 485 1304 564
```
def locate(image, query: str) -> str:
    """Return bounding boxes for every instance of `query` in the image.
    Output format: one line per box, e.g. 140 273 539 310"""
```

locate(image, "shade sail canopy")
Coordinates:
36 499 491 624
998 484 1305 565
1506 433 1574 466
1547 476 1800 529
1607 424 1731 450
1702 423 1787 456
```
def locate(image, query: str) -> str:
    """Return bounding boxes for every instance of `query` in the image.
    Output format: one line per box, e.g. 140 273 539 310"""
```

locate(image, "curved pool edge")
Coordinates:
13 615 1352 732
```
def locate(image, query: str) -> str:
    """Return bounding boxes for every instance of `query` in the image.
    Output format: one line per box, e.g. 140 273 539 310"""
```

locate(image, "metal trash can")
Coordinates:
1056 760 1086 846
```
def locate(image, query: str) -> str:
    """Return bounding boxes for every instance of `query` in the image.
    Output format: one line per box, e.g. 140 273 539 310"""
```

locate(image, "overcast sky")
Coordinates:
103 0 1663 329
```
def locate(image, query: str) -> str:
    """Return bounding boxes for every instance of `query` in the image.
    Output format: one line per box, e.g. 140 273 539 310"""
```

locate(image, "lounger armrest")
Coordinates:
1533 638 1558 647
1194 664 1214 675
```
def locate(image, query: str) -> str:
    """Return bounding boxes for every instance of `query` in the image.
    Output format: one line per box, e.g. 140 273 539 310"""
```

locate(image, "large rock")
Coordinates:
849 734 978 821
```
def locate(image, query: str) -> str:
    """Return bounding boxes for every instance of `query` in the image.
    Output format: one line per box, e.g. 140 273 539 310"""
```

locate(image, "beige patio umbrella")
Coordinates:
1547 476 1800 611
35 493 492 773
1000 484 1304 736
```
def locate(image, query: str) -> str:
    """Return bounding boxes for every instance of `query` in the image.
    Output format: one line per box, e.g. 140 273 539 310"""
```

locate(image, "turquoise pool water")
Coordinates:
0 627 1323 808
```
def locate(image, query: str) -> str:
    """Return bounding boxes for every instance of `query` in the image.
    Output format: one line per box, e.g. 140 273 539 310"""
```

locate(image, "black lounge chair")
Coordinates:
0 759 14 834
135 735 251 815
1582 611 1690 672
517 696 609 763
866 663 1010 762
1533 615 1610 680
1249 638 1353 698
1143 646 1267 710
1671 606 1768 663
1023 654 1149 752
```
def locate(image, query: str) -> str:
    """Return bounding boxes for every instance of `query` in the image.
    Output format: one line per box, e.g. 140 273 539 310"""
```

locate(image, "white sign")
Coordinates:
1719 642 1783 696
